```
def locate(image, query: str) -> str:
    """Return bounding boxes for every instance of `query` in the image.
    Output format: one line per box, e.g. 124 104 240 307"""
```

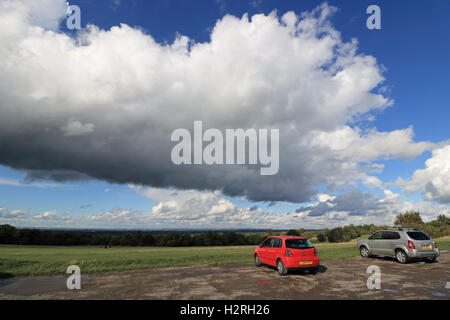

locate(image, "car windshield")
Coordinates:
285 239 314 249
407 231 430 240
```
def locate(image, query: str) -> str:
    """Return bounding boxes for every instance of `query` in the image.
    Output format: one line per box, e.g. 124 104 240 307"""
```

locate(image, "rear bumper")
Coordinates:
284 256 320 269
407 248 440 258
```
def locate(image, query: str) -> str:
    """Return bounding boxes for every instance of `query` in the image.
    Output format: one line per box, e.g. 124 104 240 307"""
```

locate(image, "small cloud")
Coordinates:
0 208 28 218
60 118 94 137
249 0 263 9
216 0 226 11
34 210 57 220
0 177 63 188
110 0 121 10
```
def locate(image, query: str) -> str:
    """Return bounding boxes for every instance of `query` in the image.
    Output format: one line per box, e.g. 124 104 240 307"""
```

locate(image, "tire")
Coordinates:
395 249 409 264
277 259 288 276
255 254 262 267
360 246 370 258
424 257 437 263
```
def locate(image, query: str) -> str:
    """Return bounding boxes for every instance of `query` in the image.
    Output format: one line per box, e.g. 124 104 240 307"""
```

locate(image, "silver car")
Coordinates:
357 229 439 264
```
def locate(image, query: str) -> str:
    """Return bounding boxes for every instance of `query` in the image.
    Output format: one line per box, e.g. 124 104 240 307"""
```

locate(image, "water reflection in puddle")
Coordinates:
431 292 446 297
0 275 94 296
382 288 399 294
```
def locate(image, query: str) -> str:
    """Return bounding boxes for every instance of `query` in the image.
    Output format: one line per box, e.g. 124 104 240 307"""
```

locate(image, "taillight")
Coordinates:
314 248 318 256
408 240 415 249
434 240 437 248
285 249 292 257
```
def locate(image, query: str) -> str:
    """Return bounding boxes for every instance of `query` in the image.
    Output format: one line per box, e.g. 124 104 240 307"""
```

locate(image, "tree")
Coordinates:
0 224 17 244
286 229 300 236
316 233 326 242
327 227 343 243
437 214 449 226
142 234 156 246
342 225 361 241
394 211 424 228
119 233 137 246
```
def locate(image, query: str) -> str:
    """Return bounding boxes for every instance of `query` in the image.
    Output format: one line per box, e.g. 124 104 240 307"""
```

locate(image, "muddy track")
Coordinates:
0 251 449 300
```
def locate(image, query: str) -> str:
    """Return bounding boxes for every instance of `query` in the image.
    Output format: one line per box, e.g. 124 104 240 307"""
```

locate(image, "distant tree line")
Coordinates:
1 212 448 246
0 226 267 247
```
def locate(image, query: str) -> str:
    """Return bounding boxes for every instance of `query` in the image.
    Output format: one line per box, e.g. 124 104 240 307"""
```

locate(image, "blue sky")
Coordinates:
0 0 449 229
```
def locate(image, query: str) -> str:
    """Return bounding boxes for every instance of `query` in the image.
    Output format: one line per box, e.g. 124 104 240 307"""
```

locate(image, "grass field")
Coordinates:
1 238 449 278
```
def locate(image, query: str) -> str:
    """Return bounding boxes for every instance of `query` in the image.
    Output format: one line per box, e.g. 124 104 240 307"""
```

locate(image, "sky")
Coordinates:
0 0 449 229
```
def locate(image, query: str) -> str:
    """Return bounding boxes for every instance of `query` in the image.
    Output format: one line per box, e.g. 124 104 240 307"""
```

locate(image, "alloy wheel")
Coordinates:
277 261 283 273
396 250 406 263
360 247 369 257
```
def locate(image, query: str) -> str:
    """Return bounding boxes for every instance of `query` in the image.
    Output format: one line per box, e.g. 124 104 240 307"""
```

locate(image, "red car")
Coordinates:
254 236 320 275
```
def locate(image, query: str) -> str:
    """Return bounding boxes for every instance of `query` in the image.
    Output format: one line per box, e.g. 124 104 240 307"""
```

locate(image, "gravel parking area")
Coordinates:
0 251 448 300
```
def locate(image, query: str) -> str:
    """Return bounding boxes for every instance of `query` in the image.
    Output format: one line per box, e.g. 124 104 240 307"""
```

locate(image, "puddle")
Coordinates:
0 275 93 296
431 292 446 297
382 288 399 294
0 276 66 296
0 279 19 288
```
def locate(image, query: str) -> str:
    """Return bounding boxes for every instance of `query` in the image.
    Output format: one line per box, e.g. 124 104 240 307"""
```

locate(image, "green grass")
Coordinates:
0 245 255 277
1 237 448 278
435 237 450 249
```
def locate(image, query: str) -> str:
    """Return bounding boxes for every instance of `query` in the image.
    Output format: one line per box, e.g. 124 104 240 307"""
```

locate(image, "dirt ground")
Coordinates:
0 251 449 300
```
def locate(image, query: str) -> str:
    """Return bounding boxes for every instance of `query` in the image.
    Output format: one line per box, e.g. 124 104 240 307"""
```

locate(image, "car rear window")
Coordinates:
407 231 430 240
285 239 314 249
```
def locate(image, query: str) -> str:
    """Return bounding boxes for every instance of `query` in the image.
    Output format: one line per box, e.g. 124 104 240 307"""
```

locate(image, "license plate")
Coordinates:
299 261 312 265
422 245 431 249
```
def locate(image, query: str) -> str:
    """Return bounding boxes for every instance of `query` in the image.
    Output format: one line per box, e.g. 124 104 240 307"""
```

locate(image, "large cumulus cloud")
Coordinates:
0 0 434 203
396 144 450 204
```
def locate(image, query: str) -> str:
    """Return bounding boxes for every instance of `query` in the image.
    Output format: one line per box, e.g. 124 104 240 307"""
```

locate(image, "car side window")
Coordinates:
382 231 400 240
276 239 282 248
382 231 390 239
370 232 383 240
261 238 272 247
386 231 400 240
269 238 278 248
272 238 282 248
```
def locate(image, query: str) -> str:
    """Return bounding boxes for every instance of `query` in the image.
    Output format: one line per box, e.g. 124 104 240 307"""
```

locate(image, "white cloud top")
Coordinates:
0 0 446 228
397 145 450 204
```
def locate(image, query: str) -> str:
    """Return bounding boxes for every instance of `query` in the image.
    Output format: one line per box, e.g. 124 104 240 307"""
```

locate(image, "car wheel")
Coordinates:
360 246 370 258
395 249 409 264
277 259 288 276
424 257 436 263
255 254 262 267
